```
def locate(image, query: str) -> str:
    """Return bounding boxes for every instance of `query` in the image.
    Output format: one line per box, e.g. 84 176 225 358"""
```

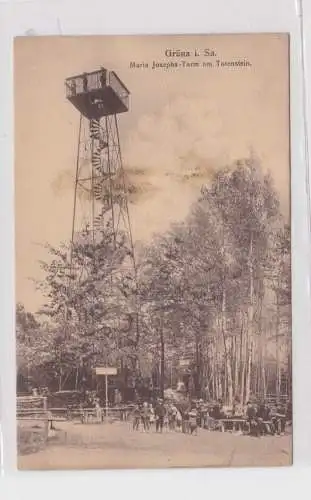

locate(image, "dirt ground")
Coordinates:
18 421 292 470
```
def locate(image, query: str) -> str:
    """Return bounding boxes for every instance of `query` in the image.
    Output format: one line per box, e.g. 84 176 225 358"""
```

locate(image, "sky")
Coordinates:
15 34 290 312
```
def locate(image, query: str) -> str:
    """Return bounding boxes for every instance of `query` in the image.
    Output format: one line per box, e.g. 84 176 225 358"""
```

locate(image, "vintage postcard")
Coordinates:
15 34 291 469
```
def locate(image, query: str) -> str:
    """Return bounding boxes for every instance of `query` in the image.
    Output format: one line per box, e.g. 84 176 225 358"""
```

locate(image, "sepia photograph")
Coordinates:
15 34 292 470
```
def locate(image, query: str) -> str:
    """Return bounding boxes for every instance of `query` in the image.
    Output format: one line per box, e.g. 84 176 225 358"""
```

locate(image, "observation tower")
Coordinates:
65 68 139 349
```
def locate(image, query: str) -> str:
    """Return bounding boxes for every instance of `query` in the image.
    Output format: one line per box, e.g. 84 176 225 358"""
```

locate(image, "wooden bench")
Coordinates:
219 418 247 432
48 406 133 426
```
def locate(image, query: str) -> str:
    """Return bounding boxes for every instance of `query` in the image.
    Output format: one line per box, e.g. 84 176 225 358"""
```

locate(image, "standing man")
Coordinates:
99 67 107 88
246 401 259 436
275 401 287 435
82 73 88 93
149 402 155 429
189 407 198 435
132 403 141 431
71 80 76 96
179 400 191 434
141 401 150 432
95 398 102 423
155 399 166 433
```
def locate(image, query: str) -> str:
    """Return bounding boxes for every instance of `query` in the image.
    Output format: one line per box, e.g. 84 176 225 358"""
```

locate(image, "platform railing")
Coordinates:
109 71 129 108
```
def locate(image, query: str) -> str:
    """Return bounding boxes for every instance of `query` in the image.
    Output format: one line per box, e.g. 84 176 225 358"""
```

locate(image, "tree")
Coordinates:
35 226 141 392
137 156 289 404
18 156 291 404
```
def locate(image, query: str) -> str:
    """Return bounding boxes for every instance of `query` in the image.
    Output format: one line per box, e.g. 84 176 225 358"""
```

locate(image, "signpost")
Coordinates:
95 367 117 420
179 359 191 367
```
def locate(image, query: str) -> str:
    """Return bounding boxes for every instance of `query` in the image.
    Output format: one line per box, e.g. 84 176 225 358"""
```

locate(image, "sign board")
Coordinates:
179 359 191 367
95 367 117 376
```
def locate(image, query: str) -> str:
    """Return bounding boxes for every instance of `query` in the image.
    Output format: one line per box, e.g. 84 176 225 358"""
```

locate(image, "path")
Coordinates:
18 421 292 470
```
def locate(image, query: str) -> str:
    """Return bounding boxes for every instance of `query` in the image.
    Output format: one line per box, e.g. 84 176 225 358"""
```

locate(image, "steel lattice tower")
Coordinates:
65 67 139 350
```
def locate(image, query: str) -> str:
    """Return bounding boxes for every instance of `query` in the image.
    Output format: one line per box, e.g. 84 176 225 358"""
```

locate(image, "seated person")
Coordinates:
212 399 224 419
286 401 292 425
246 401 260 436
257 401 273 435
232 400 244 417
275 401 287 435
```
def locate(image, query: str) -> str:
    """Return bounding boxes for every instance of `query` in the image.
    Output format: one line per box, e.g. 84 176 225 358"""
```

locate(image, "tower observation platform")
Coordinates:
65 67 130 119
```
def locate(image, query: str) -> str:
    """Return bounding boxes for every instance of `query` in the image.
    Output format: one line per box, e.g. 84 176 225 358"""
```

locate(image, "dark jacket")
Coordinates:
246 405 257 419
155 404 166 418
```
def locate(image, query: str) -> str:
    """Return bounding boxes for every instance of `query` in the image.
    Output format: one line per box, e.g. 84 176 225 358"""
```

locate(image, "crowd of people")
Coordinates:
129 398 292 437
29 385 291 438
131 399 185 433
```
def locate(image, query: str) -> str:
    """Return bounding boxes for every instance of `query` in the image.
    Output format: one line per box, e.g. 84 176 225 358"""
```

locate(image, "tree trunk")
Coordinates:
212 339 217 400
275 277 281 400
254 350 259 395
216 333 222 400
245 232 254 403
195 331 202 398
260 316 267 400
160 323 165 399
59 367 63 392
240 314 246 404
240 316 246 405
262 361 266 400
75 366 79 391
202 338 209 399
217 373 222 401
234 335 239 399
224 360 228 404
245 337 253 403
221 289 233 406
